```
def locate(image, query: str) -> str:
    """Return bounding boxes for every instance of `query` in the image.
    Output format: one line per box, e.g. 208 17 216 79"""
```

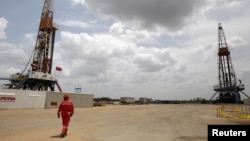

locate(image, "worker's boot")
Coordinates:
60 133 65 138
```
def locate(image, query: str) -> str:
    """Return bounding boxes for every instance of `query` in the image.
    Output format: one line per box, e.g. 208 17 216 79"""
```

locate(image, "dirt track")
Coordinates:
0 104 249 141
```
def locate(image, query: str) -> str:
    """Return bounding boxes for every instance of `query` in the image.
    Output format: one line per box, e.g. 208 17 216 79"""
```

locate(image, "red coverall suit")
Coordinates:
57 94 74 137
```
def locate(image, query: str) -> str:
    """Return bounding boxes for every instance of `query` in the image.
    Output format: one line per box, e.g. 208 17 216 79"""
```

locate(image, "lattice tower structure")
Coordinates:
217 23 237 91
211 23 247 103
31 0 57 74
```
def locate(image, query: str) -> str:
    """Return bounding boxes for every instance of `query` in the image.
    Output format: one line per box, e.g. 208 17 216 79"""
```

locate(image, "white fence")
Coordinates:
0 89 93 109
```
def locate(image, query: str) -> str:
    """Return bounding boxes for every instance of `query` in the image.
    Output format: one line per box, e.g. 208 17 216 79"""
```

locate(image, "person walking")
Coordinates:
57 94 74 138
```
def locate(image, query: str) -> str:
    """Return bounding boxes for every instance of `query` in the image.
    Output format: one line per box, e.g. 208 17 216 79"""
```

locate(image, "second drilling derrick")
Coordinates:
211 23 249 103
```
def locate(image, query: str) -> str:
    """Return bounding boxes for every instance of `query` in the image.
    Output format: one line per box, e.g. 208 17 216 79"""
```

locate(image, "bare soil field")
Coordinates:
0 104 250 141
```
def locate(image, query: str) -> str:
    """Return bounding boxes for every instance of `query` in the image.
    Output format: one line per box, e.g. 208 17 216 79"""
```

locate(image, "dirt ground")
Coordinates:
0 104 250 141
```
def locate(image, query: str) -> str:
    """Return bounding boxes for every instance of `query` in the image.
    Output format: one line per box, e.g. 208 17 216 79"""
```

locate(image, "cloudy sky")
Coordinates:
0 0 250 100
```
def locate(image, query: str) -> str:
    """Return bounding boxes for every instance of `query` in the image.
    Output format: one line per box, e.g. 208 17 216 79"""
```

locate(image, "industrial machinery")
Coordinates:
1 0 62 92
210 23 249 103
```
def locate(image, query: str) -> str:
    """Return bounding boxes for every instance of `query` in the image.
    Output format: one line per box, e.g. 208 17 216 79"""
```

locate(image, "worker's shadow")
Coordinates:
50 135 62 138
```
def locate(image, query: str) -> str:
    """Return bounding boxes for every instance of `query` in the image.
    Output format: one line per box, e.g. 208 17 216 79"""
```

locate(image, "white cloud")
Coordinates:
71 0 86 5
56 19 90 28
228 36 248 49
52 30 189 98
213 0 242 7
0 18 8 39
133 47 176 72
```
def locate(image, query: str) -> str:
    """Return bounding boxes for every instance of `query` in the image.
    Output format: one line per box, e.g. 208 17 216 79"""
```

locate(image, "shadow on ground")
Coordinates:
50 135 62 138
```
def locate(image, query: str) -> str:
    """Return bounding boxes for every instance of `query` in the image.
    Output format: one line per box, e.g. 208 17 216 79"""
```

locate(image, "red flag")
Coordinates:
56 66 62 71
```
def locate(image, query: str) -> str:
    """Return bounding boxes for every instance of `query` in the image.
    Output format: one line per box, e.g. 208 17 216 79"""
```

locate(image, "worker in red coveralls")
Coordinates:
57 94 74 138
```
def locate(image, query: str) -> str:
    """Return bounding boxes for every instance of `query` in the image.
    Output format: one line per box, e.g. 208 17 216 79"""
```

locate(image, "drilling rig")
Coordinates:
1 0 62 92
210 23 249 103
